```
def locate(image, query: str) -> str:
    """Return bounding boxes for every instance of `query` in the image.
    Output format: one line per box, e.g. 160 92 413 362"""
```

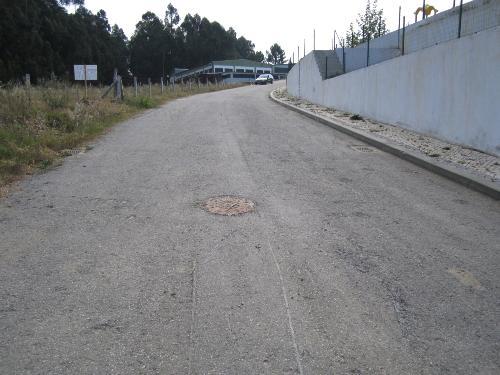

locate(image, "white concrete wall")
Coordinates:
332 48 401 73
287 26 500 156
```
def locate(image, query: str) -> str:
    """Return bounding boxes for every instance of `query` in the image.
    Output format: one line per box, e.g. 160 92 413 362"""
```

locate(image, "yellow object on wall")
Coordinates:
415 5 439 17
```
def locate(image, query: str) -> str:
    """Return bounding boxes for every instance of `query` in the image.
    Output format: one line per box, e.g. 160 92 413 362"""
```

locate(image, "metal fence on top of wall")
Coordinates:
322 0 499 80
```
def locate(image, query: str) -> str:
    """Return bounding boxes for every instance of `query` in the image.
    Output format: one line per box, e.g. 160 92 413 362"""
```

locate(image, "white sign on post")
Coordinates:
73 65 98 81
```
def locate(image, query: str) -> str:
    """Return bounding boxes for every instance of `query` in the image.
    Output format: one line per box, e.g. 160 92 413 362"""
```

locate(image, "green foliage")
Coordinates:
42 89 70 110
0 1 283 85
0 89 32 124
266 44 286 65
344 0 388 47
46 111 74 132
0 1 129 83
129 4 280 79
129 97 155 109
254 51 265 63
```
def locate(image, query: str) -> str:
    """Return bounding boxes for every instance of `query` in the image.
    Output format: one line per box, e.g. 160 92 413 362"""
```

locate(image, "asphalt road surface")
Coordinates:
1 84 499 374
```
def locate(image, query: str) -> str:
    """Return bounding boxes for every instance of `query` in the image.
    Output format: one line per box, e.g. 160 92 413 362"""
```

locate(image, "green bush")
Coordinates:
127 96 155 109
0 89 31 124
42 89 69 110
46 111 74 132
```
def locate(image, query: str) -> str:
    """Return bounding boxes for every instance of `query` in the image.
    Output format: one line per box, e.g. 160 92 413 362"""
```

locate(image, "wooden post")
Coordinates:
161 77 164 94
25 74 31 103
120 76 125 100
134 77 138 97
117 75 123 100
148 78 152 98
113 68 118 98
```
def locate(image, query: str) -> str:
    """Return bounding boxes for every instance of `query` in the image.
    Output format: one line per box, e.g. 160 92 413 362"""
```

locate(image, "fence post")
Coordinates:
402 16 406 55
422 0 426 20
458 0 463 38
134 77 138 97
113 68 118 98
325 56 328 79
342 45 345 73
299 52 301 98
366 34 370 67
119 76 124 100
161 77 164 94
25 73 31 103
148 78 152 98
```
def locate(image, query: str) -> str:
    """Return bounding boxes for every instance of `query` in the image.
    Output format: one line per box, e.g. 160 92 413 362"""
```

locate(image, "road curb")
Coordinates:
269 90 500 200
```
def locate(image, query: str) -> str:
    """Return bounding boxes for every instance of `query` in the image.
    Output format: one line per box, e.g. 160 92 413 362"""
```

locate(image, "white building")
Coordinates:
172 59 291 84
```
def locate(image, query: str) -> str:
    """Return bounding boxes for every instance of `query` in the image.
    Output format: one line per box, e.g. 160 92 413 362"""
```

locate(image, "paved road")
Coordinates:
1 84 499 374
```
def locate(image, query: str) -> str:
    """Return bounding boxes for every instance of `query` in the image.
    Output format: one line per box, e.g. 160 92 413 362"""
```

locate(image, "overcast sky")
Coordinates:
76 0 464 62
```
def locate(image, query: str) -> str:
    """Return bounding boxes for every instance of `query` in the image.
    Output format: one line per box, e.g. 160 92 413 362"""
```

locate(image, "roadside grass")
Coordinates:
0 81 241 188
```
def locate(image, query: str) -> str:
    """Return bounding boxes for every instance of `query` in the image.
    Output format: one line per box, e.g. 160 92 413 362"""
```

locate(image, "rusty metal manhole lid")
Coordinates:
202 196 255 216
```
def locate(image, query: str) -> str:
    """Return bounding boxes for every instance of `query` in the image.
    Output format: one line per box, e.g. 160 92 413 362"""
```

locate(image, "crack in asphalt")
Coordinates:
267 239 304 375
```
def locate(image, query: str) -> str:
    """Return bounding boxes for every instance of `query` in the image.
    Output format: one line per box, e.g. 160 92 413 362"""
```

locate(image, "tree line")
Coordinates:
0 0 286 84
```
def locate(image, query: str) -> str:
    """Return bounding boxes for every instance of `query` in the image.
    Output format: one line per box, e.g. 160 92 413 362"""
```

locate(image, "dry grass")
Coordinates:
0 81 240 188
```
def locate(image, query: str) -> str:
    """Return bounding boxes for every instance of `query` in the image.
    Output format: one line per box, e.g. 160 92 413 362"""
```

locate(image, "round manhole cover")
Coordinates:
203 196 255 216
